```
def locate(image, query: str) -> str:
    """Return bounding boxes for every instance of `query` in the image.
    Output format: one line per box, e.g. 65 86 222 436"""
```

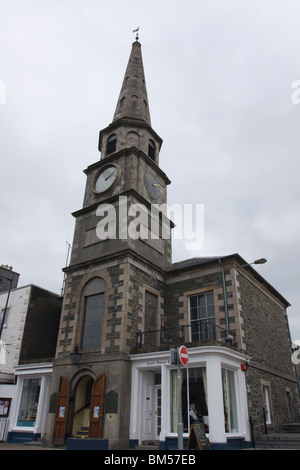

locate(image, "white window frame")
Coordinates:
188 291 216 343
11 364 53 435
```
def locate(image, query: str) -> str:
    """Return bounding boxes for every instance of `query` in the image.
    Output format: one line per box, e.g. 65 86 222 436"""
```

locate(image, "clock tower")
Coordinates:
49 39 172 449
70 39 172 272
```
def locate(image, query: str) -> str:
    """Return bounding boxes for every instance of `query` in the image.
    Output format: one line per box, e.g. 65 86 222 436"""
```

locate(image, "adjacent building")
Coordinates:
130 254 298 449
0 266 61 443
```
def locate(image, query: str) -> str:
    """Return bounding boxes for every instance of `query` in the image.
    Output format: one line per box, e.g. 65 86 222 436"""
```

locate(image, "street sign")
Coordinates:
179 345 188 367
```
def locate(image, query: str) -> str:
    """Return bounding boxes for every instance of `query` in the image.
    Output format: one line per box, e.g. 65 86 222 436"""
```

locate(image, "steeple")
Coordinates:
98 38 163 165
113 40 151 125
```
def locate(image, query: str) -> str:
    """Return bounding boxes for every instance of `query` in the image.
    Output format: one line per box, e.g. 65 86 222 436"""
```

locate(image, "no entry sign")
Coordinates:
179 345 189 366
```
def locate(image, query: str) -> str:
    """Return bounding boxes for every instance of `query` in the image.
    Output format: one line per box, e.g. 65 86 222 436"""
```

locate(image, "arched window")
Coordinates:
148 139 156 161
106 134 117 155
81 278 105 351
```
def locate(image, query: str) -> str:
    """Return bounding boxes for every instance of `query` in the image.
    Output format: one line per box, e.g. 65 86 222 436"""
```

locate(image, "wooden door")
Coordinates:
89 373 106 438
53 377 70 445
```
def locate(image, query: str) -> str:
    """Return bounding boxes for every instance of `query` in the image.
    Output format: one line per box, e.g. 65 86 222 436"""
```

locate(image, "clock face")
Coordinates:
144 172 162 200
93 164 120 194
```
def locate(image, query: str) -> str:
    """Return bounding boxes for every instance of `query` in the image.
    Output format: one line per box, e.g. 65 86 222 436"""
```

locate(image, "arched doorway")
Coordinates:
52 373 106 445
72 375 94 437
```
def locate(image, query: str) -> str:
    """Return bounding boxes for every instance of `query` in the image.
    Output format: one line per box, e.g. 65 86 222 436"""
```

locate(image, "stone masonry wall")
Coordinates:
55 257 166 357
127 261 166 351
238 271 300 431
164 265 243 349
0 285 31 373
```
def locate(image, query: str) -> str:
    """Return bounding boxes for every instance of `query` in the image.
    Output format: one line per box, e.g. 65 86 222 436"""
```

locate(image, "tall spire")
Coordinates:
113 40 151 125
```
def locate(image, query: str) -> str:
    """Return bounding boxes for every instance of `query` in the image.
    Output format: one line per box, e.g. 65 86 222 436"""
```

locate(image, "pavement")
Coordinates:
0 442 65 450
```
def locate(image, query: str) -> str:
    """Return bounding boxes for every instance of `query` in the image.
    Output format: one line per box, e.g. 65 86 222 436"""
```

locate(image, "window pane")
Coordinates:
189 292 216 341
199 295 206 309
82 293 104 351
190 296 197 309
207 322 216 340
190 307 198 320
263 386 271 424
199 306 206 319
17 378 41 427
222 369 238 433
206 292 214 305
207 305 215 317
170 367 208 434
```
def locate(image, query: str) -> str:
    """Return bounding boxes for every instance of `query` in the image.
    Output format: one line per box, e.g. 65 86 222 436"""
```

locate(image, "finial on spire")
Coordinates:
113 33 151 125
132 26 140 41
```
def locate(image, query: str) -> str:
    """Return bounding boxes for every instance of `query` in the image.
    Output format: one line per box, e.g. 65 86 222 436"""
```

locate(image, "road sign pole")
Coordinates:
177 348 183 450
171 346 188 451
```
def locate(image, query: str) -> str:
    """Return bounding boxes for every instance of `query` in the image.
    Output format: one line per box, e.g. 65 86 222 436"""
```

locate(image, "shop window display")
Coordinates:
222 368 238 433
170 367 208 434
17 378 41 427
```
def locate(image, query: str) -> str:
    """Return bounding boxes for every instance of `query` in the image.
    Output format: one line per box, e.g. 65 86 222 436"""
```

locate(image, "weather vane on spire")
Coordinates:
133 26 140 41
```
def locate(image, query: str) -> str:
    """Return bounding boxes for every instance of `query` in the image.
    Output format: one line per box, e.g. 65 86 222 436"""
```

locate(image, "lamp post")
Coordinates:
177 357 183 450
237 258 267 270
0 276 13 340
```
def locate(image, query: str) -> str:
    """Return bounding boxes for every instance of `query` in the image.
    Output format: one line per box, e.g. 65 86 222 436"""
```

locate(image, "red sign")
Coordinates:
179 346 189 366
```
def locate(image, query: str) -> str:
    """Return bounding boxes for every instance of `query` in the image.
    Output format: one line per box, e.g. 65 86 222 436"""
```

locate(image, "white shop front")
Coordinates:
129 346 251 450
6 363 53 444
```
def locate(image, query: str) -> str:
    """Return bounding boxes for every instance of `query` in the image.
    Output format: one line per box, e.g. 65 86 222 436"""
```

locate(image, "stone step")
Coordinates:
135 445 160 450
279 422 300 433
74 426 89 438
22 439 43 447
135 440 159 450
255 432 300 449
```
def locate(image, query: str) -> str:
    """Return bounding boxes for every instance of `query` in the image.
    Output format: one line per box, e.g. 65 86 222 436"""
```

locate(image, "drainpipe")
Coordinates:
218 259 229 333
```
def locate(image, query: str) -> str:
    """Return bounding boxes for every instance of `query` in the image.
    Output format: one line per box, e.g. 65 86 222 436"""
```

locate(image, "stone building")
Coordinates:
44 39 299 450
0 269 61 443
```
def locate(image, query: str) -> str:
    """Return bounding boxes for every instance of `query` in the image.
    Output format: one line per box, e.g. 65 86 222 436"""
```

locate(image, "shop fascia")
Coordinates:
130 346 250 369
129 346 251 444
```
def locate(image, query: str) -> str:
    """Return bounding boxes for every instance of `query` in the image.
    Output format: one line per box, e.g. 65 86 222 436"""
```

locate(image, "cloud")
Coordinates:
0 0 299 340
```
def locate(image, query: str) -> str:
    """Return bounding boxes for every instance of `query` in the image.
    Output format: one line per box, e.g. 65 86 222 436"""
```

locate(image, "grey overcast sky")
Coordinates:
1 0 300 340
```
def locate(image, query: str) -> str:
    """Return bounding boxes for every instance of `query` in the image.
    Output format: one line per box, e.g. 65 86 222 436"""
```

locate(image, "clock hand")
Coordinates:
105 171 116 181
153 183 163 192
